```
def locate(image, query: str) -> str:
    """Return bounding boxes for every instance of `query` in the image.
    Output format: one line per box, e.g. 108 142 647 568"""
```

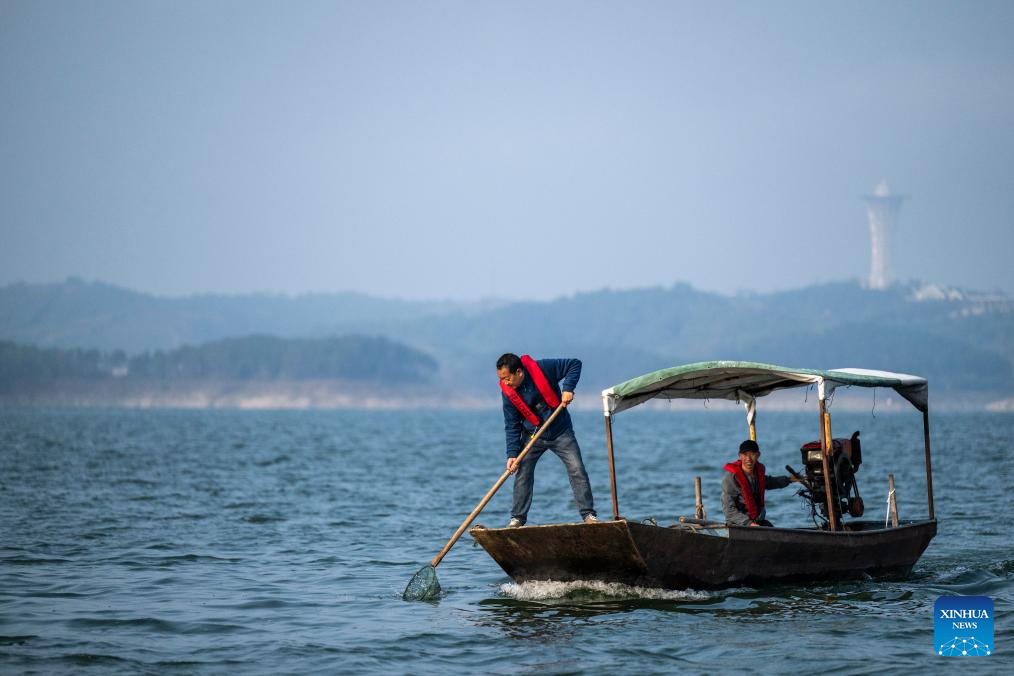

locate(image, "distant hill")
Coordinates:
368 281 1014 396
0 335 440 406
2 278 1012 401
0 277 502 353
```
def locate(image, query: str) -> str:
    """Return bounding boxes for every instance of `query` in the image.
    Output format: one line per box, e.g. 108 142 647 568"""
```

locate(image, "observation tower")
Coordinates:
863 180 906 289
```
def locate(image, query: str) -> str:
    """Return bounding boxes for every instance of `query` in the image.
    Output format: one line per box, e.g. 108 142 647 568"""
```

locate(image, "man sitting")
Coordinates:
722 439 799 527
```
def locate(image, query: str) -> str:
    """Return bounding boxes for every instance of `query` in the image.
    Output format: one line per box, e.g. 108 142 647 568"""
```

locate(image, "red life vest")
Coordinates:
723 460 766 520
500 355 561 426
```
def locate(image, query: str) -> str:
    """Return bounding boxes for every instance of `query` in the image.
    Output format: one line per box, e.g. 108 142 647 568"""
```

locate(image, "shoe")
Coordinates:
507 518 523 528
583 514 600 524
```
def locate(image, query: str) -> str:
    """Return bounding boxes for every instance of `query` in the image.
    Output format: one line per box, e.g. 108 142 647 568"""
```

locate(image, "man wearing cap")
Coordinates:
721 439 799 527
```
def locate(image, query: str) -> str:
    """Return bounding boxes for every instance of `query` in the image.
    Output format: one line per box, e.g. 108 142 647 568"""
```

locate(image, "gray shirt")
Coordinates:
721 469 792 527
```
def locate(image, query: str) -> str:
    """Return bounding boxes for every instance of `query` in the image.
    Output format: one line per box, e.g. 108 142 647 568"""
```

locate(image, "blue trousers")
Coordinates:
511 429 596 524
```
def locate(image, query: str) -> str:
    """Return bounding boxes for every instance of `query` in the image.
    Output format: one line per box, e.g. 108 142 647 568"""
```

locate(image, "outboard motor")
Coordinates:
796 431 863 525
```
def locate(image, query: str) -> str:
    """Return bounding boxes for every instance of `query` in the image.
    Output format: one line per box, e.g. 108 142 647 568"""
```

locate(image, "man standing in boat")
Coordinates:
721 440 798 527
497 353 598 527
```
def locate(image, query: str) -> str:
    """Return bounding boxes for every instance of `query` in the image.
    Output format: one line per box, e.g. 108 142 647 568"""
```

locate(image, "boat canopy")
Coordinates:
601 361 928 416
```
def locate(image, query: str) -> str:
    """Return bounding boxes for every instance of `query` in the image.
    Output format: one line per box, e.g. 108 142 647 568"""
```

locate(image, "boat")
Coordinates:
469 361 938 590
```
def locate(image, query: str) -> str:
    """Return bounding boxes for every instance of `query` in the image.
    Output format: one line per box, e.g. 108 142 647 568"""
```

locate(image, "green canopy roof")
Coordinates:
601 361 928 415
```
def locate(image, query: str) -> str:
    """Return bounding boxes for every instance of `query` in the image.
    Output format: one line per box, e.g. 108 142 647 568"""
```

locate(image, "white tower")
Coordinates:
863 180 906 289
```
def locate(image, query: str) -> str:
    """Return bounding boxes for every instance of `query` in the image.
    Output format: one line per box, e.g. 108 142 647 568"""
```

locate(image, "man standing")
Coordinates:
721 439 798 527
497 353 598 527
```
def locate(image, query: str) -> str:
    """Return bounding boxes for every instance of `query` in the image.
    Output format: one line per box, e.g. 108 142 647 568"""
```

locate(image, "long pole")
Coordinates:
819 399 838 532
604 413 619 520
429 405 565 568
923 410 935 520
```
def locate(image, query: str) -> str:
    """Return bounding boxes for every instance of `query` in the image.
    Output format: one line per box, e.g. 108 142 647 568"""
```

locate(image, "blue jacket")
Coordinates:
501 358 582 458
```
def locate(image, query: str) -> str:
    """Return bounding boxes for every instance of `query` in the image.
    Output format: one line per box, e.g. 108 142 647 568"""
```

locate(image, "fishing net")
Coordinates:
402 564 441 601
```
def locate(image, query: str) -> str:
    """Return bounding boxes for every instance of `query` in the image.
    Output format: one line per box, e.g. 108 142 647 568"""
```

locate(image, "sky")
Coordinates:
1 0 1012 301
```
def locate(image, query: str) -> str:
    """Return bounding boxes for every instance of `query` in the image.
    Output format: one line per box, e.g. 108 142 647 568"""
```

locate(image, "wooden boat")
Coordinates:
470 361 938 590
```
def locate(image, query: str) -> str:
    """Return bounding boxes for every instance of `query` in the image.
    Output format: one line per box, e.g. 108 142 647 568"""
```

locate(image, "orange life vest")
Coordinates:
724 460 766 520
500 355 561 426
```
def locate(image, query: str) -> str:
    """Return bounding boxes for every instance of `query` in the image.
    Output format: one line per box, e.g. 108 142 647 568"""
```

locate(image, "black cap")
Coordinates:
739 439 760 454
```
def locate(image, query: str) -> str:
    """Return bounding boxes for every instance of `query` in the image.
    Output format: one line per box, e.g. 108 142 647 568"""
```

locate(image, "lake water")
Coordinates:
2 407 1011 674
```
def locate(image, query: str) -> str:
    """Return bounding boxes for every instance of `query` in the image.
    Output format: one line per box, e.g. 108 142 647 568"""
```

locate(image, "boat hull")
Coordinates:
469 519 937 590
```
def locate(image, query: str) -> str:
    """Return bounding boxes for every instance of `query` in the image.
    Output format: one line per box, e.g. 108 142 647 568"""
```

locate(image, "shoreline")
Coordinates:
2 385 1012 413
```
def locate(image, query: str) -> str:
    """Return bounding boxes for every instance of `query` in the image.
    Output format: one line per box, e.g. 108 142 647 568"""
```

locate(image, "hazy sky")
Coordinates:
2 0 1012 300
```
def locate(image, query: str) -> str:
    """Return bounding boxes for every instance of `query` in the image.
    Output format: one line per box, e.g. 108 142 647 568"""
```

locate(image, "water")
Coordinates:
1 407 1012 674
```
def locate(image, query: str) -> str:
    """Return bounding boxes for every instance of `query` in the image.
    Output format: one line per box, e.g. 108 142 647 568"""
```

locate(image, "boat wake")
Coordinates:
499 579 710 602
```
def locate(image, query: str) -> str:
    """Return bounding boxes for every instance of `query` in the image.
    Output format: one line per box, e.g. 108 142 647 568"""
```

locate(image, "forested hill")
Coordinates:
2 278 1013 400
0 277 501 353
389 281 1014 396
0 335 437 390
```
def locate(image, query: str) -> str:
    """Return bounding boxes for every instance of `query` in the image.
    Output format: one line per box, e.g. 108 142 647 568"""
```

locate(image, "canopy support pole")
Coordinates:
887 473 899 528
695 476 705 520
604 413 620 520
923 410 935 520
819 398 838 532
742 396 757 442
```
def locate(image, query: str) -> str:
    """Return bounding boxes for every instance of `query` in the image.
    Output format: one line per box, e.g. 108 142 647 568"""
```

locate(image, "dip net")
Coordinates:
402 564 441 601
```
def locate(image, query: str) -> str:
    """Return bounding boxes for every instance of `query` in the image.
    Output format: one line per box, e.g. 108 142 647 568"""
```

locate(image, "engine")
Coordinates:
793 430 864 526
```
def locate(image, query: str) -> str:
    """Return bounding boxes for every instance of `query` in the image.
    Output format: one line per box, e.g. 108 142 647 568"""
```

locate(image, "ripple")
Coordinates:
11 588 91 599
242 514 287 524
1 556 70 565
146 553 243 566
59 653 131 666
94 553 242 569
224 598 291 610
256 454 291 467
66 617 178 632
224 501 262 509
0 635 36 645
115 478 159 487
163 512 210 521
65 617 247 635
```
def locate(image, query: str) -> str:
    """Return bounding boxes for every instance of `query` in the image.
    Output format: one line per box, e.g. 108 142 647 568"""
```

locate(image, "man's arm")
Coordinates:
766 474 795 490
721 473 754 527
502 393 524 464
559 358 582 394
540 358 582 403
